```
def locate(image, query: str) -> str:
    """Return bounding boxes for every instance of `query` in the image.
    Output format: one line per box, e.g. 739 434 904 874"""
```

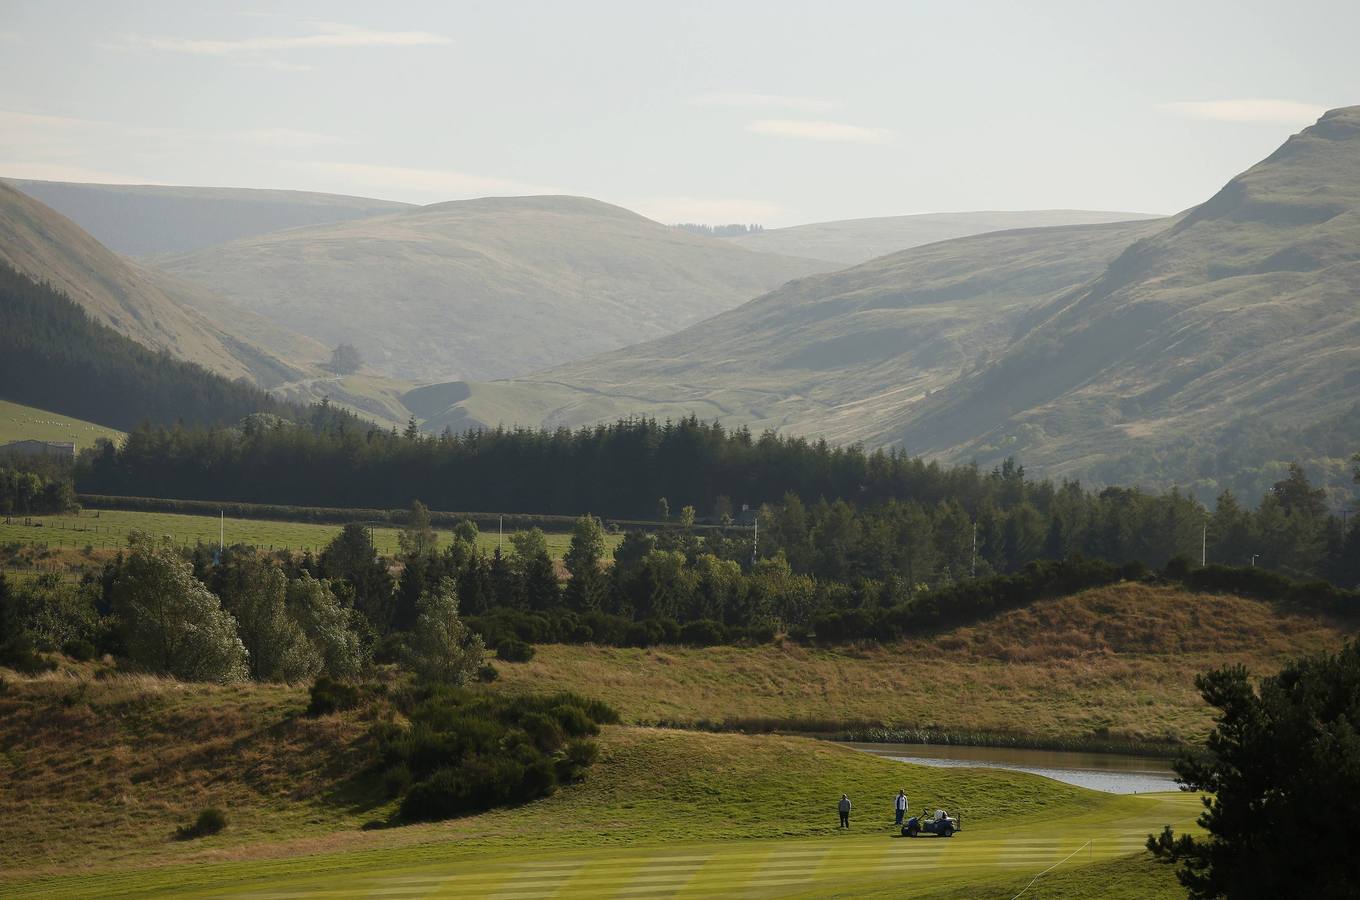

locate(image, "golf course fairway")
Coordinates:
2 727 1202 898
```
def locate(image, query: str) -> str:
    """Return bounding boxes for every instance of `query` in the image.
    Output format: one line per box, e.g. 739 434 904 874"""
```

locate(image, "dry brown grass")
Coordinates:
0 665 383 877
496 585 1351 744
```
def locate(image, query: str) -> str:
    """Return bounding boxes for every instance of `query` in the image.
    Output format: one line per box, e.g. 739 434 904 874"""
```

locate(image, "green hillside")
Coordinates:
421 217 1164 441
726 209 1162 265
150 195 830 383
904 105 1360 494
0 674 1200 898
4 179 411 256
0 263 305 430
0 181 314 386
0 399 123 450
420 107 1360 501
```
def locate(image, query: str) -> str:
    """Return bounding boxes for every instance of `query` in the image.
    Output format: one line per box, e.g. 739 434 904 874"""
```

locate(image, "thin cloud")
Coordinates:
229 128 343 149
692 92 835 112
746 119 892 144
293 161 561 204
120 22 452 56
235 59 316 73
1157 99 1326 126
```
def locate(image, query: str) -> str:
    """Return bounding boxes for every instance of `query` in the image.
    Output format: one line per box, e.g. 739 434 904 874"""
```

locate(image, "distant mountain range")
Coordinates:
414 217 1165 438
6 102 1356 504
145 195 831 383
725 210 1162 265
2 180 411 256
907 105 1360 490
419 106 1360 500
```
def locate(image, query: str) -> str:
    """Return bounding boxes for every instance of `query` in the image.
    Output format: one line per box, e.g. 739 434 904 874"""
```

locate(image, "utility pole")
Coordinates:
971 521 977 578
498 515 503 555
1201 523 1206 567
219 510 224 552
751 514 758 568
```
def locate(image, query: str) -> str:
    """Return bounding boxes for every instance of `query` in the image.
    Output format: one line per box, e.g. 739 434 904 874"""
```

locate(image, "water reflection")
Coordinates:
844 742 1181 794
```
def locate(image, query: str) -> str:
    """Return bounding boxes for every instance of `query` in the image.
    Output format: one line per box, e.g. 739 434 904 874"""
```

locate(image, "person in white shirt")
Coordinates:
894 789 909 825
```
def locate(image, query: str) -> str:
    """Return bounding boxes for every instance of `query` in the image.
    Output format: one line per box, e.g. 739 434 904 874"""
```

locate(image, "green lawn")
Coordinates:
0 507 618 559
5 792 1197 898
0 399 123 451
1 723 1201 899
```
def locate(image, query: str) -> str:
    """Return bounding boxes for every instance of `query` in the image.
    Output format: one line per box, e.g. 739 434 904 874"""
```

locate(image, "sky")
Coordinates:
1 0 1356 227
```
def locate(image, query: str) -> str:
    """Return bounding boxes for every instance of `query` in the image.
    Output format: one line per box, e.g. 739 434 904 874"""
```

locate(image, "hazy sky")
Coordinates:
2 0 1355 226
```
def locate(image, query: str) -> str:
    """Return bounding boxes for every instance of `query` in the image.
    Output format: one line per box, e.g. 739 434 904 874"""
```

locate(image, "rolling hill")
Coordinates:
0 262 305 430
726 209 1162 265
148 195 831 383
0 398 124 451
3 179 411 256
0 181 310 386
902 104 1360 485
421 107 1360 499
418 217 1165 440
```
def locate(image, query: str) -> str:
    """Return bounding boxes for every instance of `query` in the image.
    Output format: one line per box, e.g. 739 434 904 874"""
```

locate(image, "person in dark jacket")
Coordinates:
894 789 909 825
838 794 852 828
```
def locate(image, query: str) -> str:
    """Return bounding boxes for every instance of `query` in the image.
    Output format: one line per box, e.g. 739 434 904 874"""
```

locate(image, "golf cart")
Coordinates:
902 809 961 837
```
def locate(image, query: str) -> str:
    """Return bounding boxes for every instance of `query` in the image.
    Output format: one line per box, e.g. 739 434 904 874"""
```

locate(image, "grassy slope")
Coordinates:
429 218 1164 442
0 399 123 451
0 507 621 560
495 584 1349 742
4 179 411 257
906 106 1360 480
0 181 309 387
152 195 829 384
726 210 1162 266
0 668 1200 898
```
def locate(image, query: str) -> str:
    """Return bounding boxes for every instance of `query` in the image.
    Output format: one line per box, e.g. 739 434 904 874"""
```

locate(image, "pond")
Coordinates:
843 742 1182 794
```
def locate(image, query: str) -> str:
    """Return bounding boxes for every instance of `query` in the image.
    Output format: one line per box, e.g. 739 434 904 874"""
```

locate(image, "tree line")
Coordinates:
80 411 1360 587
0 263 306 431
291 489 1360 656
1 462 76 516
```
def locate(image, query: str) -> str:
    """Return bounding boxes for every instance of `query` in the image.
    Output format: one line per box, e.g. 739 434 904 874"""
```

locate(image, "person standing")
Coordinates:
838 794 852 828
894 789 909 825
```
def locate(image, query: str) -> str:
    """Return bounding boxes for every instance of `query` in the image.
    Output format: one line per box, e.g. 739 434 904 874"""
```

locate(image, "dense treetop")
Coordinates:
0 263 303 431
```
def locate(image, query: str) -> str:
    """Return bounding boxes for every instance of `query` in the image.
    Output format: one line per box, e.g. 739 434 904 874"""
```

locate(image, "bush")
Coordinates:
555 737 599 783
62 638 96 662
377 687 612 824
679 618 727 646
176 807 227 839
553 703 600 737
1179 564 1360 618
521 712 565 750
1164 556 1195 581
743 622 778 644
0 635 56 675
497 639 535 663
382 763 413 798
306 675 361 716
476 662 499 682
624 620 665 648
372 633 406 665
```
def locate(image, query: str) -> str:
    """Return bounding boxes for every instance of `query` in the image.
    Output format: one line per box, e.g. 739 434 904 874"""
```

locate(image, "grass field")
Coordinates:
0 507 619 559
0 399 123 451
495 584 1348 744
0 668 1199 898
